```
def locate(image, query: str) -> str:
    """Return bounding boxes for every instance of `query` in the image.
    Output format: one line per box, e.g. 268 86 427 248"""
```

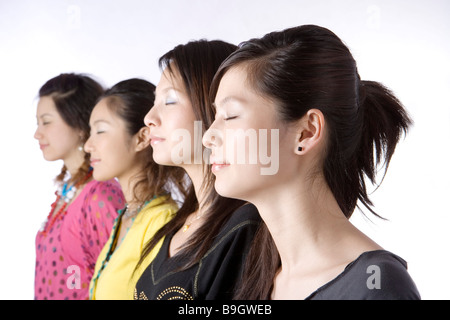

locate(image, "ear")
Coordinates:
134 127 151 152
294 109 325 155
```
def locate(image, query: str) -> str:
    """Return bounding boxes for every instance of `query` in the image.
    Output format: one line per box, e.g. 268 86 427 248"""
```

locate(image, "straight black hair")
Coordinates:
137 40 245 271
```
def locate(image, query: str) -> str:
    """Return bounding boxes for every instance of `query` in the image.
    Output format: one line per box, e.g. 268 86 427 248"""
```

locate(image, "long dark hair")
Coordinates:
39 73 104 184
100 78 176 203
210 25 412 299
137 40 244 271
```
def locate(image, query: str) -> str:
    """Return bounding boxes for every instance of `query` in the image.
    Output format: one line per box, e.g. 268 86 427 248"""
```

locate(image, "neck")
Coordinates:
251 173 352 270
183 164 208 213
64 149 86 178
117 165 144 207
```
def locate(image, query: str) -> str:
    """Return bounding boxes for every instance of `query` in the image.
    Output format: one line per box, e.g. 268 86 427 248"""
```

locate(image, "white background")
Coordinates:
1 0 449 300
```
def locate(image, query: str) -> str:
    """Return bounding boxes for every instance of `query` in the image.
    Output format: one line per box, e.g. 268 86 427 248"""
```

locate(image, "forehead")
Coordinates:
215 67 248 100
215 66 284 124
36 96 58 115
215 66 272 109
90 99 119 124
156 65 185 94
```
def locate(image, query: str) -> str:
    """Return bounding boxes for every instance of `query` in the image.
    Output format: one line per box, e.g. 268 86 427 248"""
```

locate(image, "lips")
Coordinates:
39 143 49 150
90 158 101 166
150 135 165 146
211 162 230 173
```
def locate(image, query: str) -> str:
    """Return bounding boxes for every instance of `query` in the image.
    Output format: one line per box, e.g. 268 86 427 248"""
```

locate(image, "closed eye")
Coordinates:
164 96 178 105
90 129 106 135
224 116 238 121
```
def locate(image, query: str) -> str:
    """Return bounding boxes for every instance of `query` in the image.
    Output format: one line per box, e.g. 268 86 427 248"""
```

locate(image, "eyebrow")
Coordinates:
91 119 112 126
37 113 54 118
215 96 247 110
155 86 181 96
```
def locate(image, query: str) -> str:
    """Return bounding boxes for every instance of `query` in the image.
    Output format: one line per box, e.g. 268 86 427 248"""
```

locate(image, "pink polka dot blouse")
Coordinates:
35 179 124 300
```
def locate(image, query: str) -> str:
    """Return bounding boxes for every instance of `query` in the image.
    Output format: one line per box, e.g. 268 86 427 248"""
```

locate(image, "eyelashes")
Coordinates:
165 100 177 105
213 114 238 121
89 128 106 135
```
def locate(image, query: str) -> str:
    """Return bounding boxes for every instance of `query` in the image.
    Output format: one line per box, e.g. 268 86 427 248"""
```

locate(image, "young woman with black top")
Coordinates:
134 40 261 300
203 25 420 300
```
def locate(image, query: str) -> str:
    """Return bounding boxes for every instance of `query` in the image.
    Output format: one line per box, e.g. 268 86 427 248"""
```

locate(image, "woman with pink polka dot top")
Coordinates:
34 74 125 299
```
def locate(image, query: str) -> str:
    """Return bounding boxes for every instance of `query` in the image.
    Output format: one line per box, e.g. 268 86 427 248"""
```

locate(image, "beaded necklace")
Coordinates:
39 169 93 237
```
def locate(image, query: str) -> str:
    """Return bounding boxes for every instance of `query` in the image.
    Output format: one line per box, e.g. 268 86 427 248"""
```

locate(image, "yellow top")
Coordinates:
89 195 177 300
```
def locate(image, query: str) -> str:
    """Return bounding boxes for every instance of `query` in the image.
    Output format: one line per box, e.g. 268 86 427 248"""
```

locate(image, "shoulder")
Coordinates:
81 179 124 209
83 179 123 198
146 194 179 214
312 250 421 300
355 250 414 283
223 203 261 231
79 180 124 222
206 203 261 256
138 195 178 224
356 250 420 299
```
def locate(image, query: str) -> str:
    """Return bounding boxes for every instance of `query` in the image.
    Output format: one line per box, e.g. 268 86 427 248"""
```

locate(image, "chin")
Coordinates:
152 153 173 166
43 154 58 162
92 170 111 182
153 154 183 167
214 180 246 201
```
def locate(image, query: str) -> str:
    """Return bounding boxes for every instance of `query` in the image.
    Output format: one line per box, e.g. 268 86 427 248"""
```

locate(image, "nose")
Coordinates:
34 126 42 140
84 135 93 153
144 106 158 128
202 123 223 150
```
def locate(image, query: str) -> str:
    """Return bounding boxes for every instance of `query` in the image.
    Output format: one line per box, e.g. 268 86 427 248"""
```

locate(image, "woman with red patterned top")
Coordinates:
34 73 125 299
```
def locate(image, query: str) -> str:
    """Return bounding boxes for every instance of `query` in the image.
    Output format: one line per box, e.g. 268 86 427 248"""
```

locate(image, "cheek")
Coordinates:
212 128 285 199
59 127 82 150
94 139 129 178
47 130 79 158
157 122 199 166
222 128 280 168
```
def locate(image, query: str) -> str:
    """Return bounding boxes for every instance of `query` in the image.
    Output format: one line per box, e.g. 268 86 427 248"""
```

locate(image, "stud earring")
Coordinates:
298 146 303 152
78 145 84 152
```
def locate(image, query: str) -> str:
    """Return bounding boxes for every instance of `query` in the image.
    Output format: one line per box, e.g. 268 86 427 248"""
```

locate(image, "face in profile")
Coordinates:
144 66 199 168
203 66 298 201
34 96 83 162
85 99 143 182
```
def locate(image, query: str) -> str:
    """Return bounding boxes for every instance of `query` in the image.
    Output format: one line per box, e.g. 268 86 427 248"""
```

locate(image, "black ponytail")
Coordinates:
353 80 412 216
325 80 413 219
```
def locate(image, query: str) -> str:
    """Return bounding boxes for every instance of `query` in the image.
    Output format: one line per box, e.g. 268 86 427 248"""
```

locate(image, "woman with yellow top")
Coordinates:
84 78 179 299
